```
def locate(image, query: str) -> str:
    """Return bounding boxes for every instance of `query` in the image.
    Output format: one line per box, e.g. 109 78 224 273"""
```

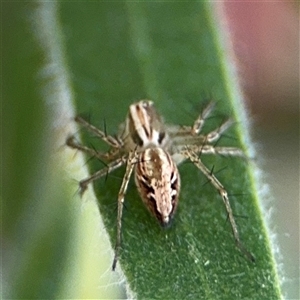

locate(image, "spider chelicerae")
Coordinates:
66 100 255 270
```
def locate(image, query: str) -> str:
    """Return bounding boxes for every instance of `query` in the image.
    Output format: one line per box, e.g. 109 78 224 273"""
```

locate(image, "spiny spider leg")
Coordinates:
79 155 127 196
66 136 119 161
191 101 216 134
206 118 235 143
112 150 137 271
75 115 122 148
167 102 215 137
182 146 255 262
188 145 247 158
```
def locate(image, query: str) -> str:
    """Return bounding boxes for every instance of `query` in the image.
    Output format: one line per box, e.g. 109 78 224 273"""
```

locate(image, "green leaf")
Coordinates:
4 1 283 299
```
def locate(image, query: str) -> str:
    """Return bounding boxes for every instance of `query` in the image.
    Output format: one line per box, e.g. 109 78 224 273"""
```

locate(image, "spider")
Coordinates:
66 100 255 270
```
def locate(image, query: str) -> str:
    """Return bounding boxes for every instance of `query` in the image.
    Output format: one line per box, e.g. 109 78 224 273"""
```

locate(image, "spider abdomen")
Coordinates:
135 147 180 226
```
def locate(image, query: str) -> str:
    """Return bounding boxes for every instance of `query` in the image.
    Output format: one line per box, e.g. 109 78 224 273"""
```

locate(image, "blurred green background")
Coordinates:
3 1 298 299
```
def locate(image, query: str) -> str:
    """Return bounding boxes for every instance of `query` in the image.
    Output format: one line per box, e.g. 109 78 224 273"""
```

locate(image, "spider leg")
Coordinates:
66 135 120 161
78 155 127 195
205 118 234 143
112 150 137 270
191 101 216 134
189 145 247 158
75 115 122 148
181 146 255 262
167 102 215 137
